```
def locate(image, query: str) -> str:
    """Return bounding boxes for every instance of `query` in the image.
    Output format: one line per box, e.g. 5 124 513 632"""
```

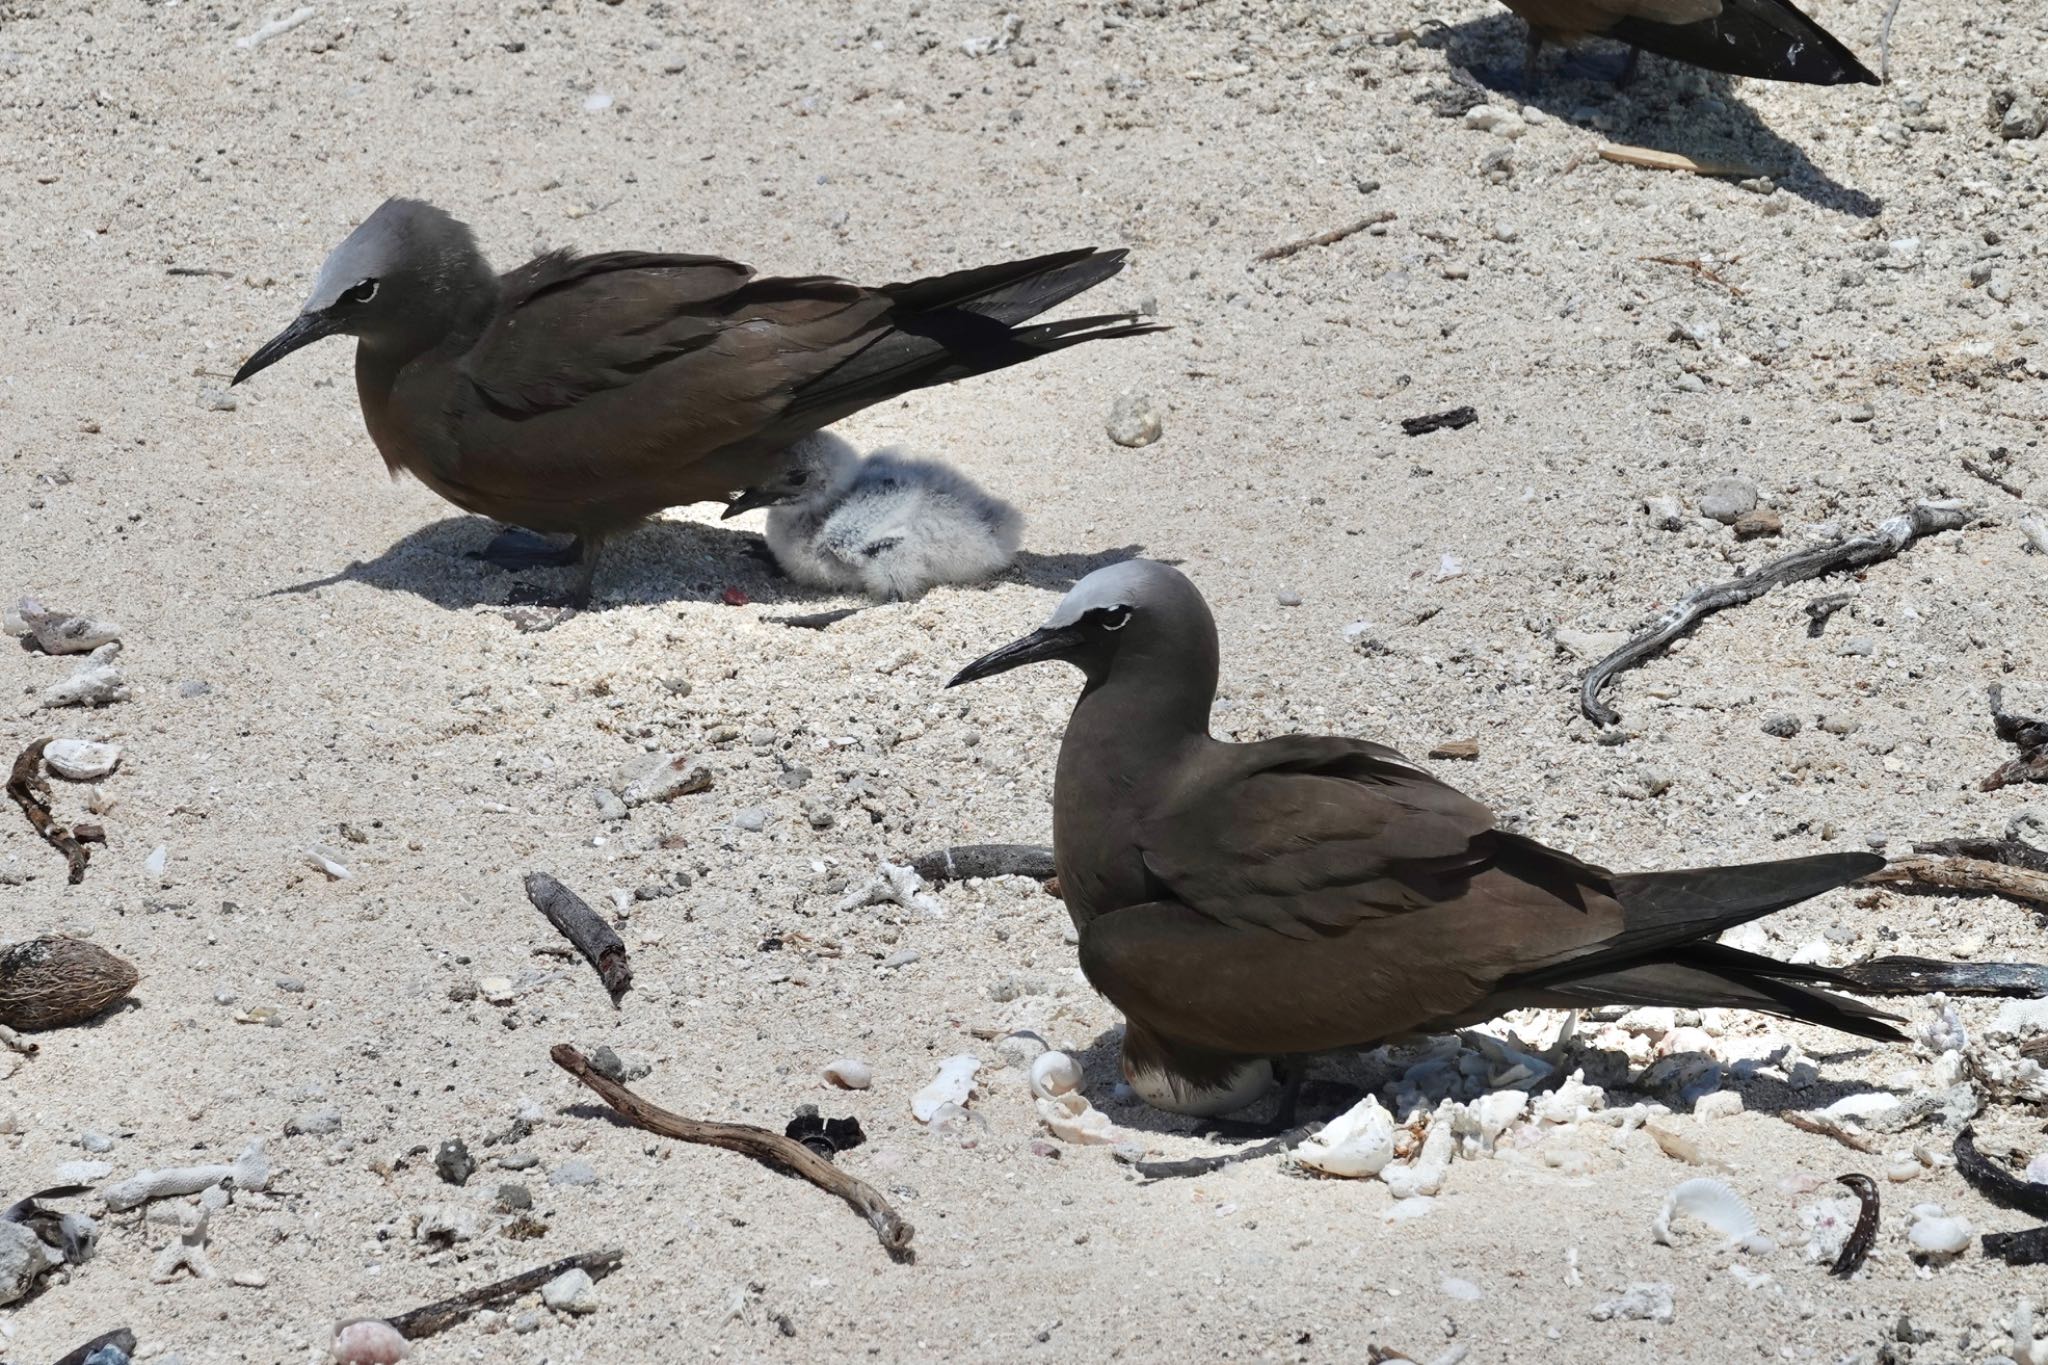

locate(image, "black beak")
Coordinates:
946 624 1086 688
720 487 780 520
232 310 344 385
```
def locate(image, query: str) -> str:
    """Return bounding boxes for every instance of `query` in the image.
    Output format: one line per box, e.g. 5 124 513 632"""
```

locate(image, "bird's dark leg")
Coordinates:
478 528 584 572
563 534 605 610
1614 45 1641 88
1520 29 1544 93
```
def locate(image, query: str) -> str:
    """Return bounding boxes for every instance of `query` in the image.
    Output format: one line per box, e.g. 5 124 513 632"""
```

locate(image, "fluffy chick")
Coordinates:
749 436 1024 601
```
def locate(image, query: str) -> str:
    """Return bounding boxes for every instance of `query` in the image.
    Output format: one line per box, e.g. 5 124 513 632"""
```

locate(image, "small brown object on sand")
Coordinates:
0 936 137 1031
7 739 90 884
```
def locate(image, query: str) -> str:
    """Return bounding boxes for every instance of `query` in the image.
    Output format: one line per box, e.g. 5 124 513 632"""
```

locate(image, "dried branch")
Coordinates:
1255 210 1396 262
1962 456 2025 499
1136 1124 1320 1182
1780 1111 1876 1153
383 1248 625 1340
551 1043 913 1260
7 739 88 884
524 874 632 1006
1984 684 2048 792
1579 499 1972 727
1861 855 2048 910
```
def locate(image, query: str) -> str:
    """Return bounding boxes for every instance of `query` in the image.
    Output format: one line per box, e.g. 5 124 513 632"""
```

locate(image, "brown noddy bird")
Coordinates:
1502 0 1877 89
232 199 1162 605
948 560 1902 1120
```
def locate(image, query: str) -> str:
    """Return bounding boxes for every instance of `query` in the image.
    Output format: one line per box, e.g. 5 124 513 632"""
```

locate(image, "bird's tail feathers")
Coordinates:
1610 0 1879 85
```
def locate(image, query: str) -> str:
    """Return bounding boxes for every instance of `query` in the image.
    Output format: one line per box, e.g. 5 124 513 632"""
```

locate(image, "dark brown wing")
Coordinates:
463 251 883 421
1136 736 1524 940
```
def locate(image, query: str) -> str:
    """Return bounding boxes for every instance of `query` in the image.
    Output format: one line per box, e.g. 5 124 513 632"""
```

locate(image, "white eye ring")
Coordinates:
350 279 378 303
1100 607 1131 631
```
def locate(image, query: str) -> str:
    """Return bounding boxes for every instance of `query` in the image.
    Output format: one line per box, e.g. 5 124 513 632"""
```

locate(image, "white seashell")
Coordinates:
1028 1051 1082 1099
477 977 515 1004
823 1058 873 1090
17 600 122 655
1297 1095 1397 1178
1035 1091 1125 1145
1905 1204 1972 1258
331 1318 412 1363
2025 1154 2048 1186
1886 1158 1923 1183
1652 1178 1773 1252
910 1055 980 1122
1820 1092 1903 1122
143 845 168 880
43 739 121 781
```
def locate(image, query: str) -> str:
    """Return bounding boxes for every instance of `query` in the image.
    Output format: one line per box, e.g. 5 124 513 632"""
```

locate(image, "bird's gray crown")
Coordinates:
301 198 473 314
1043 558 1186 628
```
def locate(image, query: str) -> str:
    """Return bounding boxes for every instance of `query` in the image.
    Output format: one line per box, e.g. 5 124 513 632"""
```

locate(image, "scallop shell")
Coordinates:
910 1055 980 1122
1297 1095 1397 1178
1028 1051 1082 1099
331 1318 411 1364
1653 1177 1774 1253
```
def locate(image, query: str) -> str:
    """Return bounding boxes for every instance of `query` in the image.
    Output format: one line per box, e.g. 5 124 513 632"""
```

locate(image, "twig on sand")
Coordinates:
1861 856 2048 910
524 874 632 1006
7 738 89 884
1780 1111 1876 1154
1255 210 1396 262
1962 455 2025 499
1641 254 1745 296
1578 499 1972 727
1136 1124 1320 1182
1597 144 1766 178
1983 684 2048 792
382 1248 626 1340
551 1044 914 1260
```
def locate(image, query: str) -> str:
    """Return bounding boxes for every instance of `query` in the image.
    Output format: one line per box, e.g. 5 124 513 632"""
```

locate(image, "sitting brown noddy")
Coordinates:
949 560 1900 1120
1503 0 1877 89
232 199 1161 605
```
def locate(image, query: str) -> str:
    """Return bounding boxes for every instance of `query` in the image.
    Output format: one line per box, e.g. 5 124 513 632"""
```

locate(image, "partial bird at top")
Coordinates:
1499 0 1878 89
728 432 1024 601
948 560 1917 1124
232 199 1161 607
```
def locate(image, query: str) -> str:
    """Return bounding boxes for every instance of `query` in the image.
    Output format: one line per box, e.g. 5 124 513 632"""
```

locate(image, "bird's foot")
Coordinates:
476 528 584 572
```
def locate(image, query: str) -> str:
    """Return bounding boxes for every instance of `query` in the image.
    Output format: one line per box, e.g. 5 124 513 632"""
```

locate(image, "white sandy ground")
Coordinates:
4 0 2048 1360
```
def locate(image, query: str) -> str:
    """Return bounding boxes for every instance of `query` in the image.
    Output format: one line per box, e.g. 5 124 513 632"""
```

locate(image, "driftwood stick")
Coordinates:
1780 1111 1876 1153
1255 210 1396 262
1912 832 2048 874
551 1043 913 1259
1984 683 2048 792
1579 500 1973 726
524 873 632 1006
1136 1124 1320 1182
1861 855 2048 910
51 1329 138 1365
1984 1226 2048 1265
7 739 89 884
911 843 1057 883
383 1248 625 1339
1840 955 2048 997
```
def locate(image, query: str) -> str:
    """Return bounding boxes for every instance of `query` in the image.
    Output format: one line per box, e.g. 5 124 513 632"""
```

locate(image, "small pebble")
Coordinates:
549 1159 599 1187
1760 713 1801 738
732 807 770 833
434 1137 475 1187
1699 477 1758 525
1276 590 1302 607
824 1057 874 1090
79 1130 114 1153
1106 391 1163 448
496 1183 533 1211
284 1107 342 1137
542 1267 599 1314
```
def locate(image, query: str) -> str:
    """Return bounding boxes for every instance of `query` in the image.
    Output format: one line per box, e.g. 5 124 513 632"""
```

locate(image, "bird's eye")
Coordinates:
1098 607 1131 632
342 279 379 305
789 471 809 486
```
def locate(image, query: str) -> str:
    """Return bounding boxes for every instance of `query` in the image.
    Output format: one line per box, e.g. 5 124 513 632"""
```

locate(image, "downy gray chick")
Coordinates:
738 434 1025 601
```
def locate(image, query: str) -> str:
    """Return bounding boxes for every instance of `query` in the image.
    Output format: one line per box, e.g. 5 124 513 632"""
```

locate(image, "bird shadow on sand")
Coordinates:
264 515 1158 616
1418 14 1881 216
1070 1026 1898 1142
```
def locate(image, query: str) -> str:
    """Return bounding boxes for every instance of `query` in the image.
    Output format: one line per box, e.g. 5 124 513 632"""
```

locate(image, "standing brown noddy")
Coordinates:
1501 0 1877 89
948 560 1903 1120
232 199 1162 605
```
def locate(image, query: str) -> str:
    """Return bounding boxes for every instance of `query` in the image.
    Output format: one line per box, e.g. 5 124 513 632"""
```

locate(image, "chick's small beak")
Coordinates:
721 487 780 520
233 310 344 385
946 624 1086 688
